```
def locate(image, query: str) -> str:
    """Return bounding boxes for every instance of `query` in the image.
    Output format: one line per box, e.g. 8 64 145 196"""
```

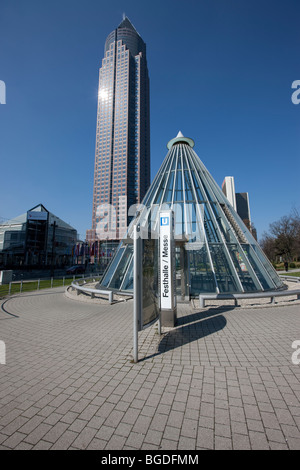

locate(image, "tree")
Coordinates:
260 233 277 262
260 209 300 262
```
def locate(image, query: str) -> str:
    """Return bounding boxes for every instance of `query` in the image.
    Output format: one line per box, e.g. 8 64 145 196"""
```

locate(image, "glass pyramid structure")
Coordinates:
98 132 284 298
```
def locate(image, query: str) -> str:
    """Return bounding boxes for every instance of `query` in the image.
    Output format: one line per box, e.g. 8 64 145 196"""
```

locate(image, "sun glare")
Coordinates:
99 89 108 100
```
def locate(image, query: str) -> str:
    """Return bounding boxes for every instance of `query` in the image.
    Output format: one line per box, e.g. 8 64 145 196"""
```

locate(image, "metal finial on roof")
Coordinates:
167 132 195 149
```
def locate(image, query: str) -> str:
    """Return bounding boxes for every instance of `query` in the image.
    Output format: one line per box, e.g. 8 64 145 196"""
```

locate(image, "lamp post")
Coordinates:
50 221 57 278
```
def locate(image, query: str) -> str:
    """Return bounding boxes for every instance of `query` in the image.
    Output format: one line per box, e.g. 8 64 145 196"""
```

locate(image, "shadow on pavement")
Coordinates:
141 306 232 361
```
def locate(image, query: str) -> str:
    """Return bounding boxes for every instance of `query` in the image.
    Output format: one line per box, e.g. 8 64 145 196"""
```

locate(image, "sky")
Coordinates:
0 0 299 241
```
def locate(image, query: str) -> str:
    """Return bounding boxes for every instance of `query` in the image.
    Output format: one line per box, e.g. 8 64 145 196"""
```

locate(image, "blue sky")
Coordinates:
0 0 299 241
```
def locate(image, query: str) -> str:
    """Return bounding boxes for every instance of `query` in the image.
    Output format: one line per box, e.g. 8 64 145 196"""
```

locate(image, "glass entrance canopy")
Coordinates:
99 132 284 297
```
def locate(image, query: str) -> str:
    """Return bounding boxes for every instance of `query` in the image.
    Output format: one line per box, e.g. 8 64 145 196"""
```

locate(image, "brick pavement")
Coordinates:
0 287 300 450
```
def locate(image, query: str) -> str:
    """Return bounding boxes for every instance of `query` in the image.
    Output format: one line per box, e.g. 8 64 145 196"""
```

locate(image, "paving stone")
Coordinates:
0 288 300 450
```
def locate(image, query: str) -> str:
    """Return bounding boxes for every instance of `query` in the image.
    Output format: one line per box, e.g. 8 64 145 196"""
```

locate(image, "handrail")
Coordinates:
279 275 300 283
199 288 300 308
71 279 113 304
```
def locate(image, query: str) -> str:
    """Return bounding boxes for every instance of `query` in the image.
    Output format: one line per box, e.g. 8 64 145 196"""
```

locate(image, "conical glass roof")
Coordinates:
99 133 284 296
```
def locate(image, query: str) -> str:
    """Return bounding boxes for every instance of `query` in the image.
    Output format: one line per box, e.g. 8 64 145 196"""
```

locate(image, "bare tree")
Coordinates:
262 210 300 262
260 233 277 262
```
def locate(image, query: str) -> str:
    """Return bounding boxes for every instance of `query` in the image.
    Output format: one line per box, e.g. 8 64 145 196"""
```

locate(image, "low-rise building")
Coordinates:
0 204 77 269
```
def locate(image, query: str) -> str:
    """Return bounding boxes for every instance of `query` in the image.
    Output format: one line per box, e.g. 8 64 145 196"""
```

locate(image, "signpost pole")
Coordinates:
133 224 140 363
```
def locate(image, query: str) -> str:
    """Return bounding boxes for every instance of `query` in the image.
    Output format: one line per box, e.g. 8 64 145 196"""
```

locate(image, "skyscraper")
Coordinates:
221 177 236 211
86 16 150 247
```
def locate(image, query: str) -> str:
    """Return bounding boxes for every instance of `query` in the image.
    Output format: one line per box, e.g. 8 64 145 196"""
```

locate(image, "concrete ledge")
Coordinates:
199 289 300 308
279 275 300 283
71 281 113 304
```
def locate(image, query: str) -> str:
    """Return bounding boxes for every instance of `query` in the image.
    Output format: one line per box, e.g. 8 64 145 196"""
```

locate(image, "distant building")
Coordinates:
222 177 257 239
221 177 236 211
0 204 77 268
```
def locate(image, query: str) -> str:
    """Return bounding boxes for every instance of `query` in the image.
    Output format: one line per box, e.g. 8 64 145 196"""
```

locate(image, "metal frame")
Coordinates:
99 134 285 298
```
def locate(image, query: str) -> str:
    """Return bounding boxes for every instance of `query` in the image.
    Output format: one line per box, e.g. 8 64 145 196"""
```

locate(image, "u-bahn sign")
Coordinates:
159 210 176 323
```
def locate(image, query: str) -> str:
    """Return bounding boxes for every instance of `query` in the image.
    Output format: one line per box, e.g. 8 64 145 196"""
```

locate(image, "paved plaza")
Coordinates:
0 286 300 450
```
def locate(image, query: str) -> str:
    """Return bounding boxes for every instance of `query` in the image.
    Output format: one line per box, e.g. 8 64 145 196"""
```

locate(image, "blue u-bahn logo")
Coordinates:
160 217 169 226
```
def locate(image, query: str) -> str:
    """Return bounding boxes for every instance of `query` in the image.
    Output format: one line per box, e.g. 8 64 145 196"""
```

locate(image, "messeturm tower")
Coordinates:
86 16 150 247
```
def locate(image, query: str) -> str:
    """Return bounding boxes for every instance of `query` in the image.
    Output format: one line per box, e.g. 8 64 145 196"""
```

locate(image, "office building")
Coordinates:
222 176 236 211
86 16 150 246
0 204 77 268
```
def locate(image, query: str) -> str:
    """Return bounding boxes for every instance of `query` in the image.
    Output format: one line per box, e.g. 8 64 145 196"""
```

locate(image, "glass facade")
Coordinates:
99 133 285 297
0 205 77 268
87 17 150 243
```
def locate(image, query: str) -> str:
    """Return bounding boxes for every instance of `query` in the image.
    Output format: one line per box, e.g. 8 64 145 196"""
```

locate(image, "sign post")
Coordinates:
133 224 142 363
159 210 177 327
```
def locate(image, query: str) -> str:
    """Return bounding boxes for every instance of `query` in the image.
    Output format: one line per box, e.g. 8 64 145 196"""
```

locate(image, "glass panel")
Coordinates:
175 246 182 296
177 154 182 169
101 246 125 287
163 171 174 203
183 171 194 201
209 244 240 293
174 170 183 201
250 244 283 289
109 244 133 289
121 258 133 290
182 152 188 169
174 202 184 237
241 244 279 290
210 203 236 243
203 204 220 243
170 152 177 171
190 170 205 202
153 173 167 204
188 243 217 295
227 244 258 292
150 205 159 232
185 202 199 240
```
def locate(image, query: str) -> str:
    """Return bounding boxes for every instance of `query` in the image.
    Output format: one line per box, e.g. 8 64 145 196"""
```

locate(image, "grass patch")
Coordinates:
281 271 300 277
0 275 101 299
